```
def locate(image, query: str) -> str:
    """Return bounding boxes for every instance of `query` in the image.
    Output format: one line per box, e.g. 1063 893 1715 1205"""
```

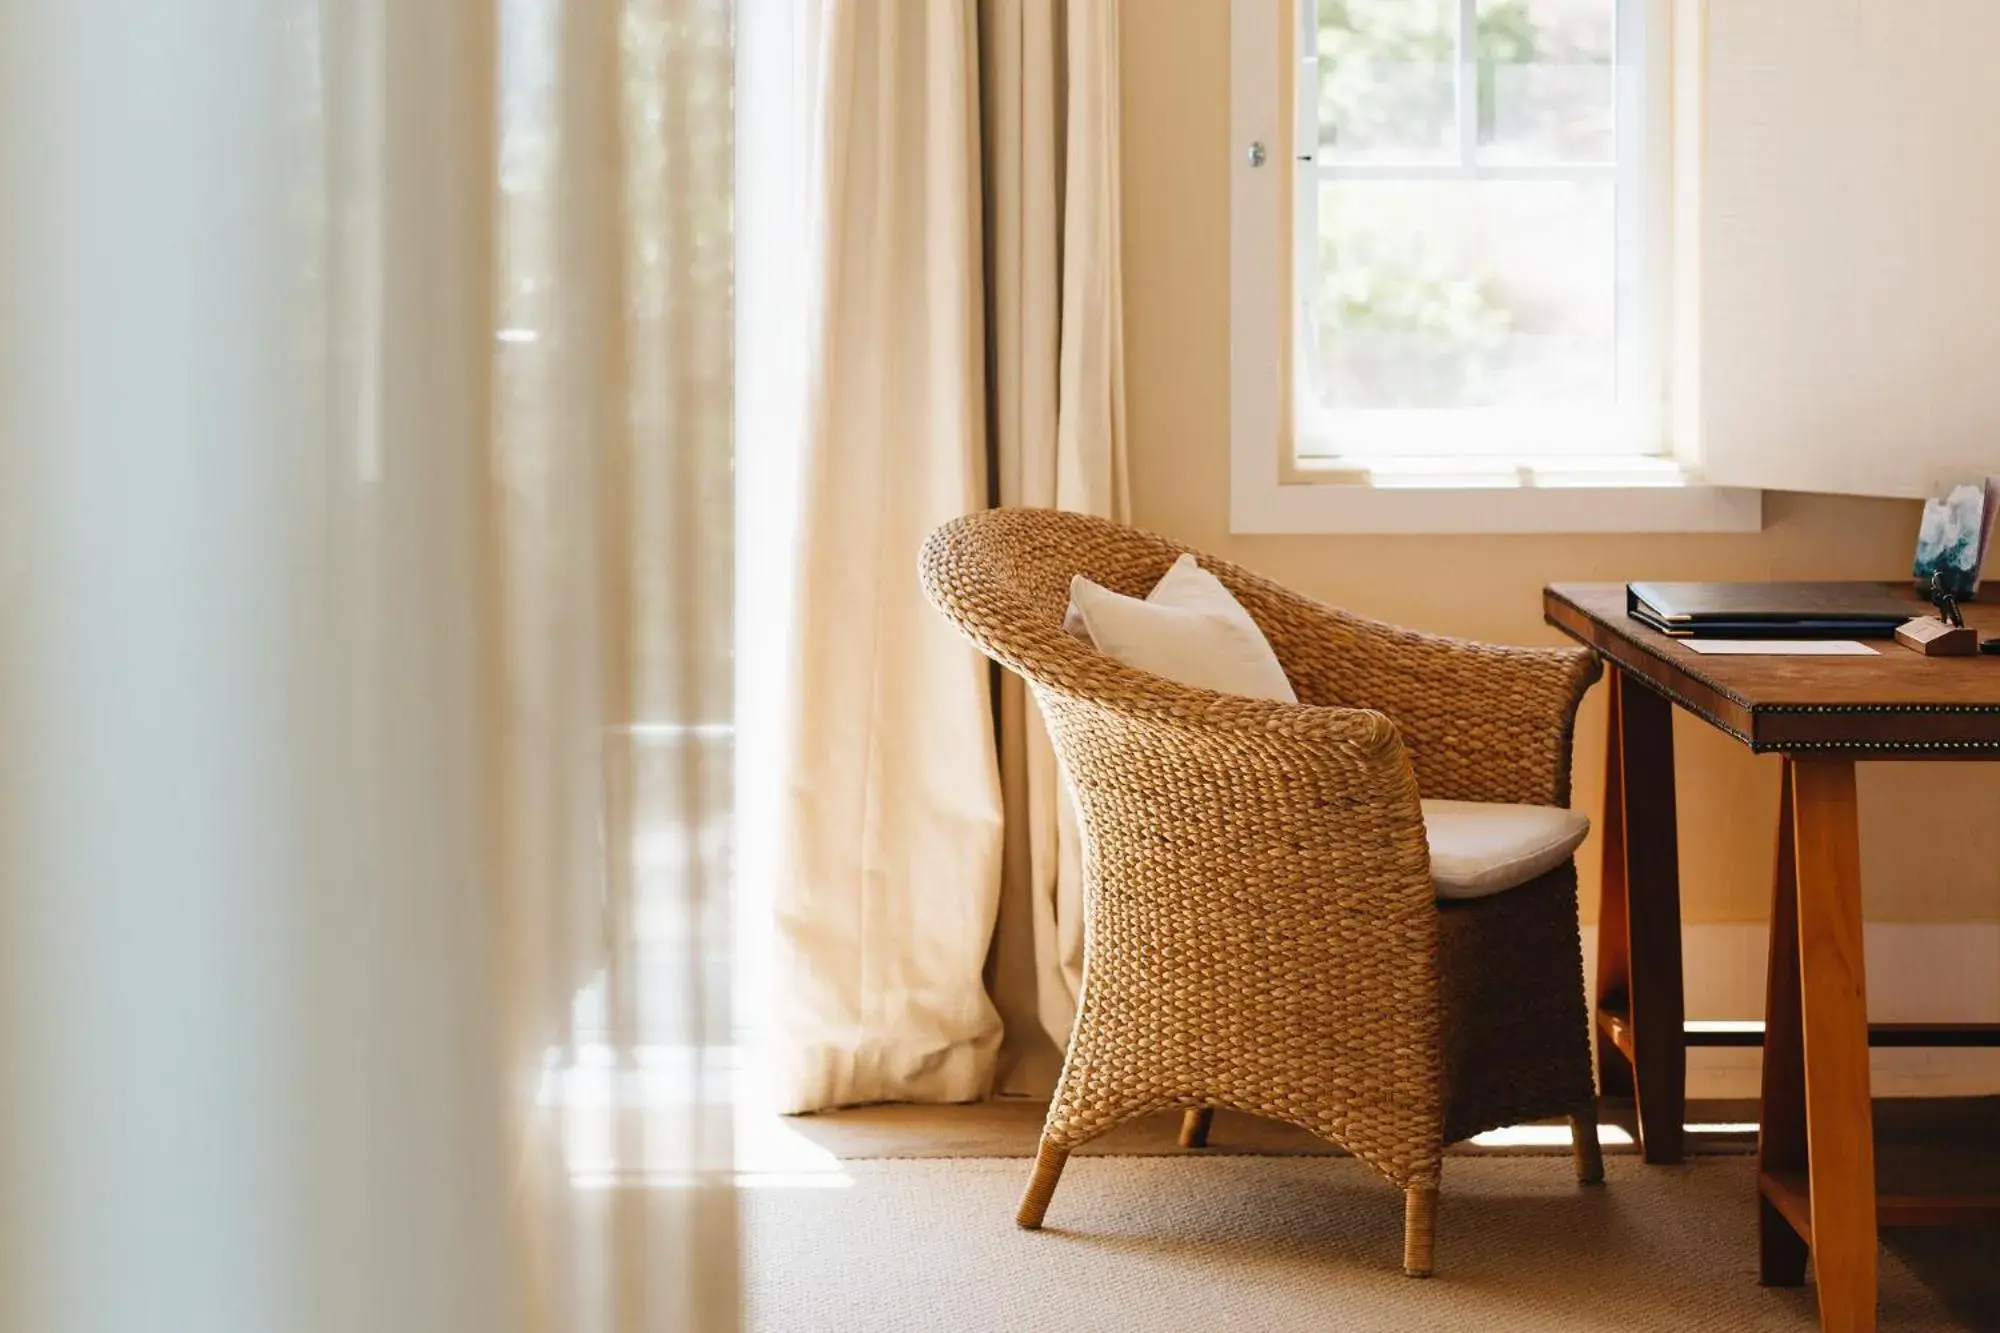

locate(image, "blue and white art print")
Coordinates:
1912 478 1999 598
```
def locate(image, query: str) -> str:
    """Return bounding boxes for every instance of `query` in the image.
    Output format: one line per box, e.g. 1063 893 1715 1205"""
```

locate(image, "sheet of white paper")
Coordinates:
1684 640 1878 656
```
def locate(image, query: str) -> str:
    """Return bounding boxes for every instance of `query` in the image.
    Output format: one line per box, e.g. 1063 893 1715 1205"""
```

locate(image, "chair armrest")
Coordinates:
1033 682 1438 955
1308 625 1600 807
1028 680 1435 922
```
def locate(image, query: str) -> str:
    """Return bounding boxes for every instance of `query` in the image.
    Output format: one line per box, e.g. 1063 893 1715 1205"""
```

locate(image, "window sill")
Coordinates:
1230 456 1764 535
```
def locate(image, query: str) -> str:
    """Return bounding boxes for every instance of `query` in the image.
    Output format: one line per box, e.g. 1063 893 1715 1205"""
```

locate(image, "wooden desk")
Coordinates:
1545 583 2000 1333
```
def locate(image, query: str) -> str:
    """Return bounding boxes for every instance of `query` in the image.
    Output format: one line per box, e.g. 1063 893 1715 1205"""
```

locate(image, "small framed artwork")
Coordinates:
1913 476 1999 599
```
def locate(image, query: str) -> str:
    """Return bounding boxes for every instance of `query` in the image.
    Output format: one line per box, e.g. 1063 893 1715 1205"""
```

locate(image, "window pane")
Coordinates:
1316 0 1458 164
1307 178 1615 411
1476 0 1616 164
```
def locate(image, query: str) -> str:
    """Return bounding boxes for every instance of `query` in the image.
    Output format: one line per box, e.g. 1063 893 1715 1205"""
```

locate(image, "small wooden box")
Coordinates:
1895 616 1978 656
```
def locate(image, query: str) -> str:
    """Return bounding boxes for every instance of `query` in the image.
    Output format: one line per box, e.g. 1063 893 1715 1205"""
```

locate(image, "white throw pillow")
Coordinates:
1065 554 1297 703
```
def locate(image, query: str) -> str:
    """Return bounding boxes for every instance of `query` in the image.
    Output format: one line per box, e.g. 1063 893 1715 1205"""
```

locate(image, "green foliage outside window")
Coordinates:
1313 1 1618 410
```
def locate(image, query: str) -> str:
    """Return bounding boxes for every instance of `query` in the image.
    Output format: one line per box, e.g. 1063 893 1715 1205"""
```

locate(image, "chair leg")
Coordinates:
1571 1104 1606 1184
1178 1107 1214 1149
1016 1138 1071 1230
1402 1185 1438 1277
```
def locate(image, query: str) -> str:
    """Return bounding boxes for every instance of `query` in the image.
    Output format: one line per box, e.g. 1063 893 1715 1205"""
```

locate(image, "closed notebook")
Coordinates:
1627 581 1912 638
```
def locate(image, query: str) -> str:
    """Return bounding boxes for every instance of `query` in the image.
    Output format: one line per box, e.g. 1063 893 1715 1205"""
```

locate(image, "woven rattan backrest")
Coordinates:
920 506 1596 808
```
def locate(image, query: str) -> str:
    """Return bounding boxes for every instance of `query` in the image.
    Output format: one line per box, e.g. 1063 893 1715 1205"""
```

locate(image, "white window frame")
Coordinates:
1230 0 1761 534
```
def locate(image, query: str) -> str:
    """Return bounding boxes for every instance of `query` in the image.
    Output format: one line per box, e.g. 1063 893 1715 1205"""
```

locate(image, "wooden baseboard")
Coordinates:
1583 923 2000 1099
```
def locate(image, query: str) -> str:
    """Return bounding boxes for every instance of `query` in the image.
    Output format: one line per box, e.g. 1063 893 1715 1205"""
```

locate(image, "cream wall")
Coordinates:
1117 0 2000 925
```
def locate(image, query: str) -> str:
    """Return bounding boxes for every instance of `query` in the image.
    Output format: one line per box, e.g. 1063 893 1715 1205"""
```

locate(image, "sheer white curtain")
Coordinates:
0 3 735 1331
772 0 1127 1110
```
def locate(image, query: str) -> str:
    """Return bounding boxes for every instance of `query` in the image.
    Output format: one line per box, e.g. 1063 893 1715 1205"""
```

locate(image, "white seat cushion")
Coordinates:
1421 799 1589 900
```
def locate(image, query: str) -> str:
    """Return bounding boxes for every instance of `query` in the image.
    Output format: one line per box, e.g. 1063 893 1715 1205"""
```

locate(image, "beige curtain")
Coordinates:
0 3 735 1332
773 0 1004 1112
983 0 1131 1095
774 0 1127 1110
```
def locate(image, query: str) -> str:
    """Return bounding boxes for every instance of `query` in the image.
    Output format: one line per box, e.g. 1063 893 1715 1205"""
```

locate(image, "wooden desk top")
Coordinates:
1544 582 2000 754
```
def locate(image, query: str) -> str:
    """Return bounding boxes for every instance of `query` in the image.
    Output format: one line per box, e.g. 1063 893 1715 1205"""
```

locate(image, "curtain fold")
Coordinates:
775 0 1127 1109
0 3 736 1330
982 0 1130 1094
773 0 1007 1112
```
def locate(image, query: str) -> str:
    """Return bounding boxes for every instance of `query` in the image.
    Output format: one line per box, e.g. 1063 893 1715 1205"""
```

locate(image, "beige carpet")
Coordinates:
744 1154 2000 1332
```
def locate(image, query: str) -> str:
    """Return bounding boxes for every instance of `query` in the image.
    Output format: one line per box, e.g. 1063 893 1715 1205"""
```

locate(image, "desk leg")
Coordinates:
1595 669 1687 1164
1595 671 1636 1102
1758 760 1810 1287
1792 756 1877 1332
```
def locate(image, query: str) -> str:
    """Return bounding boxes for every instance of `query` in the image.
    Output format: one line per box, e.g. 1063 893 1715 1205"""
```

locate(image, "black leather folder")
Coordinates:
1626 581 1913 638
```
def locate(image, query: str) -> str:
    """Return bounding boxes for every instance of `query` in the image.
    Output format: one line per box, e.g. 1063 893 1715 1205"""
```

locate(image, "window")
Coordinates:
1294 0 1653 467
1232 0 1763 531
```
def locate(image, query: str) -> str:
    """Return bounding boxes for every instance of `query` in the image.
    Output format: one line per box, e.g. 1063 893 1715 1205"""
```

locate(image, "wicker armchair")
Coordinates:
918 508 1605 1277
